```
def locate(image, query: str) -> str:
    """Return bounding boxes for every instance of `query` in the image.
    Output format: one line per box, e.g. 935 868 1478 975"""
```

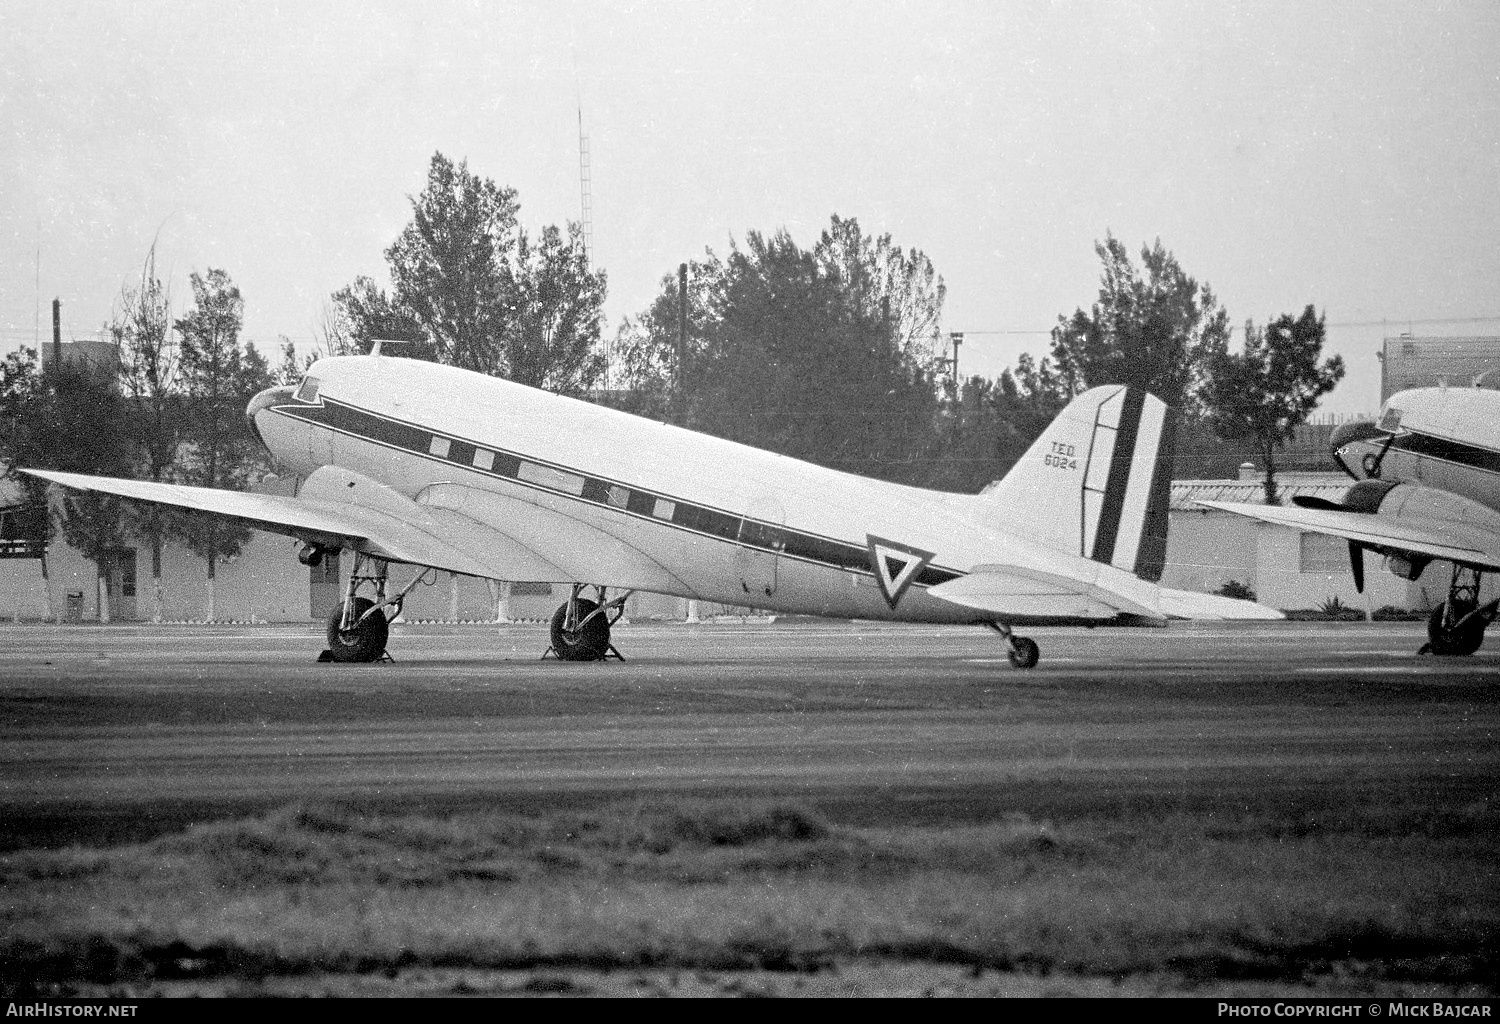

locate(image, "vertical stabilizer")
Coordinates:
983 385 1176 582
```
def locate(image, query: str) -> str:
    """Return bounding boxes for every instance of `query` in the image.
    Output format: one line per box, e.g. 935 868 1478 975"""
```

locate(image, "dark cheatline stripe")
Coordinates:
1132 408 1176 582
274 397 966 588
1089 388 1145 566
1391 430 1500 475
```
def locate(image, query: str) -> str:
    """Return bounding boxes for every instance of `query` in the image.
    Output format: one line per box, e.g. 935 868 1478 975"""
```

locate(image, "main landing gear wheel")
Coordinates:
550 598 612 661
326 596 389 663
1008 636 1040 669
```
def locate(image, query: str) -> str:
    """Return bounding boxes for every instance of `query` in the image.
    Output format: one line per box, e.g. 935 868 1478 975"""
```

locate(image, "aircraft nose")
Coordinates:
245 385 296 451
1329 419 1385 453
1328 419 1387 480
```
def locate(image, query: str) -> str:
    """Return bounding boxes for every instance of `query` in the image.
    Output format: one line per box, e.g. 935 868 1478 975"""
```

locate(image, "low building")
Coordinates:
1380 335 1500 400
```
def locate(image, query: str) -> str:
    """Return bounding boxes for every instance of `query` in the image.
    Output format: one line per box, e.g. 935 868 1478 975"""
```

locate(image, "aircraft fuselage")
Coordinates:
249 355 1089 625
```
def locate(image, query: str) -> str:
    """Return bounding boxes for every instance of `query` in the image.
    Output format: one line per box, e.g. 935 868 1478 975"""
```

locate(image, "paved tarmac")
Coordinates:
1 618 1497 849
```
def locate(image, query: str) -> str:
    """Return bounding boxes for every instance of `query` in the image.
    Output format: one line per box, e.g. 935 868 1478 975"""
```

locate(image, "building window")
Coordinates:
1299 532 1346 573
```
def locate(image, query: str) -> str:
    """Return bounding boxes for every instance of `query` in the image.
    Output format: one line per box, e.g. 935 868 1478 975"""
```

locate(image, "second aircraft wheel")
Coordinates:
1426 603 1485 657
326 597 389 663
1008 636 1040 669
550 598 612 661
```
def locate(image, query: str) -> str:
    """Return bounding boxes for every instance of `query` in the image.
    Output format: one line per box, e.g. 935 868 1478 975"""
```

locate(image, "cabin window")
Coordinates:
472 448 495 471
652 498 676 520
296 376 320 403
428 436 451 458
1299 532 1346 573
605 484 629 509
1378 406 1403 432
518 461 585 496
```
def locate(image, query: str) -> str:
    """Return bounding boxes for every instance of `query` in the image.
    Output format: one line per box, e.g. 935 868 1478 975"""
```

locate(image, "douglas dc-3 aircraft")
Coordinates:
1199 384 1500 656
25 345 1275 667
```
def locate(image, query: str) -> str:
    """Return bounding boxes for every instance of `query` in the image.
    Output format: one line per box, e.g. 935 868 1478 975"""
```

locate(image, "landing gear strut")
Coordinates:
1420 565 1497 657
320 552 434 663
988 621 1039 669
545 584 631 662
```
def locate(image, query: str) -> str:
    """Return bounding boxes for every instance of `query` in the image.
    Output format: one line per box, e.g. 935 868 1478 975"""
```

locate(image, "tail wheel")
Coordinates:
1008 636 1040 669
550 598 611 661
1427 603 1485 657
326 597 389 663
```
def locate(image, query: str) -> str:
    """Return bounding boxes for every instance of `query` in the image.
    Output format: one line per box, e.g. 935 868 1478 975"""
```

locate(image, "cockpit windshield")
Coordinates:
296 376 321 403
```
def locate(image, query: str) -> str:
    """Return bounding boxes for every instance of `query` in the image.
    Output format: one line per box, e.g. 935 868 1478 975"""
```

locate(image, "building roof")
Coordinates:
1170 476 1350 511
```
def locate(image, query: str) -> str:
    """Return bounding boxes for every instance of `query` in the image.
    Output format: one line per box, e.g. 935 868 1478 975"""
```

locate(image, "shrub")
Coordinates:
1317 595 1365 620
1216 580 1256 602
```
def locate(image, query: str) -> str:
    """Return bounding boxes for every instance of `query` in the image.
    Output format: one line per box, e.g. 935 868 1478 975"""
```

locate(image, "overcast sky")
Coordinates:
4 0 1498 414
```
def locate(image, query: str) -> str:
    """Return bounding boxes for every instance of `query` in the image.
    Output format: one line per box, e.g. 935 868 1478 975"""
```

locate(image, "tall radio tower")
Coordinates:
577 106 594 267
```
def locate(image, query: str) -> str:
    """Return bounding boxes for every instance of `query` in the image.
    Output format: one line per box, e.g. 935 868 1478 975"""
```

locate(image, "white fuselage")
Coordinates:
253 356 1083 624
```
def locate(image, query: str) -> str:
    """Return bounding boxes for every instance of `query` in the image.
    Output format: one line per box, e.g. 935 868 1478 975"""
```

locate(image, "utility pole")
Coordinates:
676 262 688 418
947 331 963 381
677 261 700 626
52 298 62 371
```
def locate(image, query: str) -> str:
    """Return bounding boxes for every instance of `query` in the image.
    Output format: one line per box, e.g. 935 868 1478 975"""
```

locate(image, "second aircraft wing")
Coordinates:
1195 499 1500 572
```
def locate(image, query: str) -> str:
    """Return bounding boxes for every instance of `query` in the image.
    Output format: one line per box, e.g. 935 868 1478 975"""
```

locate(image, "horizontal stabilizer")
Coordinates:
1158 587 1285 621
928 562 1163 621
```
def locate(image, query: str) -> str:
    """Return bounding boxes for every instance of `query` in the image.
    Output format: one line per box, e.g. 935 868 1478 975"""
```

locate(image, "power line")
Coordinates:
948 314 1500 338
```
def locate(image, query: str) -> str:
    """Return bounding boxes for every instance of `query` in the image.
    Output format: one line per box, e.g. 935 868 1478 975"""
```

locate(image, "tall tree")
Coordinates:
173 269 272 619
273 336 317 387
609 258 717 421
1 349 133 621
326 276 428 358
813 214 945 357
503 222 607 395
385 152 518 372
914 354 1076 494
108 244 179 620
1202 305 1346 504
0 347 54 618
617 217 944 484
335 152 607 391
1050 234 1230 413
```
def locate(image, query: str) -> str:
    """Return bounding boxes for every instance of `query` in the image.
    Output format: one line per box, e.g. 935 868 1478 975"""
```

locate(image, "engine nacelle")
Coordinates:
1347 480 1500 577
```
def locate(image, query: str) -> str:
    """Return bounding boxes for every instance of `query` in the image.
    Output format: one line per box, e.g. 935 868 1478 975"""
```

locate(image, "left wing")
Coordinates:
23 467 503 578
1195 499 1500 572
21 467 690 592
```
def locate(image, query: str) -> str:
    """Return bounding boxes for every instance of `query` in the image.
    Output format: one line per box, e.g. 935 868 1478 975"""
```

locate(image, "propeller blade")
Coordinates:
1349 541 1365 593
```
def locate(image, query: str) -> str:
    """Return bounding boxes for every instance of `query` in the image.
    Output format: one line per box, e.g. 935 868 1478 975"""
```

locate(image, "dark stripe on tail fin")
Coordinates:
1132 409 1176 582
1088 387 1145 565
